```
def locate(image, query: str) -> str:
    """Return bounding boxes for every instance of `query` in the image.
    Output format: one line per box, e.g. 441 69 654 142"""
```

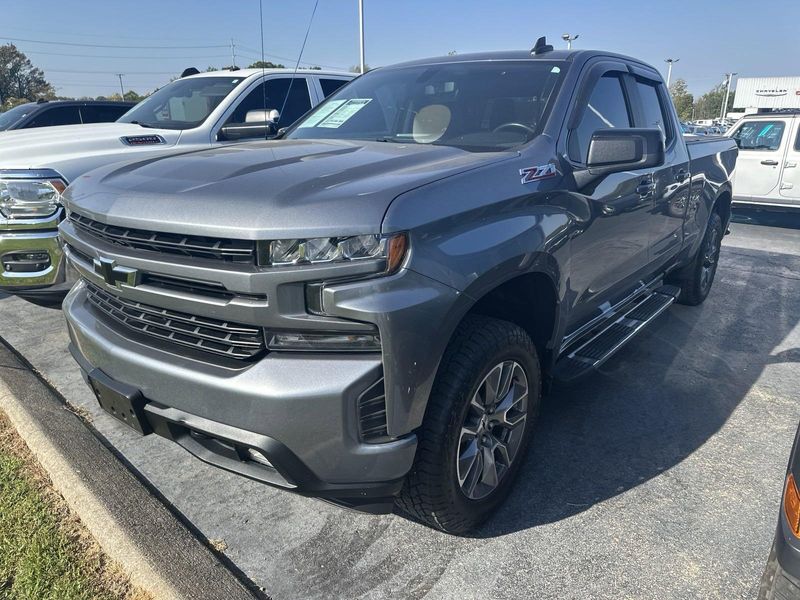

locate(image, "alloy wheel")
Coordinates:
456 360 529 500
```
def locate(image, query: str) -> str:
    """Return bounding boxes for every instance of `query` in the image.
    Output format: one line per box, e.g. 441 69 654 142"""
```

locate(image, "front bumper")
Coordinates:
64 281 419 509
0 209 76 299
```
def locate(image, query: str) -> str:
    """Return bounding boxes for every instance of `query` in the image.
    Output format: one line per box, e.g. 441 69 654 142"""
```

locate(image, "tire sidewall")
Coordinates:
695 211 723 300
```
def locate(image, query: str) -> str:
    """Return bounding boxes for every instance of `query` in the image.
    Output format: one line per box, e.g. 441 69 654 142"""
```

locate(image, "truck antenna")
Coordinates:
278 0 320 132
259 0 268 139
531 36 553 55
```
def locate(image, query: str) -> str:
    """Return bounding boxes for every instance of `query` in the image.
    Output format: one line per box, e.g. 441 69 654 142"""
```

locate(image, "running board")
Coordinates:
552 285 680 382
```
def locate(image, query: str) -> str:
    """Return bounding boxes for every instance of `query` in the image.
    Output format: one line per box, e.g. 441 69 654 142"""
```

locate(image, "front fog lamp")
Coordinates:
269 232 407 273
0 178 65 218
266 331 381 352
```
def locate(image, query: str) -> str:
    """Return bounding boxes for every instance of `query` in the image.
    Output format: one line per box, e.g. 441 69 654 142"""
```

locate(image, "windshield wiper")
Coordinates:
375 136 403 143
129 120 157 129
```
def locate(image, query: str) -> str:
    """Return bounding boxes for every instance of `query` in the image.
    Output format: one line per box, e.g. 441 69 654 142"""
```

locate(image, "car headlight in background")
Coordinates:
268 232 407 273
0 173 66 219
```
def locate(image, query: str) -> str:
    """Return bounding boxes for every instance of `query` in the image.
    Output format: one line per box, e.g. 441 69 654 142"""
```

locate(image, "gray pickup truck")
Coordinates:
60 41 737 534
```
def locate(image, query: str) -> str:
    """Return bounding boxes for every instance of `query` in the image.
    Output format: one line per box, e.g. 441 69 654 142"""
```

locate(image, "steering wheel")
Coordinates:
492 122 537 136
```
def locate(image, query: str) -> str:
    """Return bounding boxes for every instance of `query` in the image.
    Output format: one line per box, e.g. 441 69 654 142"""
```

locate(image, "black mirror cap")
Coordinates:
218 122 277 141
587 128 665 176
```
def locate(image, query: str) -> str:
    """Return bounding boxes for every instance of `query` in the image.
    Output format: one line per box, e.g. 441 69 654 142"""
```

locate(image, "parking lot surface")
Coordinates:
0 209 798 599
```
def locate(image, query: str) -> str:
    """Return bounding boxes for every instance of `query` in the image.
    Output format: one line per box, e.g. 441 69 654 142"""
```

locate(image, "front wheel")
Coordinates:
674 211 723 306
396 315 541 534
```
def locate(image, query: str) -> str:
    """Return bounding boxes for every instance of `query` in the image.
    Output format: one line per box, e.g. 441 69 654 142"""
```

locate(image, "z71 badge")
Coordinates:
519 163 557 184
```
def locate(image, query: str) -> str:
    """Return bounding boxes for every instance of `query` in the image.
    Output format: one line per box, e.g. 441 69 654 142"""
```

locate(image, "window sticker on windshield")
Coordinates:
316 98 372 128
298 99 346 128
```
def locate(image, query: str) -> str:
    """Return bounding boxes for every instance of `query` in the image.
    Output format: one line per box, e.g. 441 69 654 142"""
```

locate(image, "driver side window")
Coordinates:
569 74 632 163
226 77 311 128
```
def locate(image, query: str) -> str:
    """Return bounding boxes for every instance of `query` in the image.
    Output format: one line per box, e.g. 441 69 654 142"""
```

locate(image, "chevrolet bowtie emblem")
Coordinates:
93 257 139 288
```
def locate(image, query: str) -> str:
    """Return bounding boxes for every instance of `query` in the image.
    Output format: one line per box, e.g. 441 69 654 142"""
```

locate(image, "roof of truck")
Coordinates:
183 67 353 80
385 48 661 77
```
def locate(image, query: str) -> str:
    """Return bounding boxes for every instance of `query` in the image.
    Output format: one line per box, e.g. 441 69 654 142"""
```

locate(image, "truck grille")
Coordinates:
69 212 257 264
86 283 266 360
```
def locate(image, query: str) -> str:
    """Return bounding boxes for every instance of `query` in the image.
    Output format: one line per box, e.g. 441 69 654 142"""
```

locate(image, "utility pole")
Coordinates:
358 0 365 73
116 74 125 98
721 72 737 121
561 33 579 50
230 38 236 69
664 58 679 87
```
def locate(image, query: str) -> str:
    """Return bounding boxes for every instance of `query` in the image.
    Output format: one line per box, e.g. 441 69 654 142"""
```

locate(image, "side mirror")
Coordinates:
586 128 665 176
217 109 281 141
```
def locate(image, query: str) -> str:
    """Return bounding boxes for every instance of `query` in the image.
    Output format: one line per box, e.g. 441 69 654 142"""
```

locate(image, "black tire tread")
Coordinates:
674 210 723 306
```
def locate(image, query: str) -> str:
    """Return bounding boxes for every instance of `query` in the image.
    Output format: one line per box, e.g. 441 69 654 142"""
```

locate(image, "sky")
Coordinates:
2 0 799 100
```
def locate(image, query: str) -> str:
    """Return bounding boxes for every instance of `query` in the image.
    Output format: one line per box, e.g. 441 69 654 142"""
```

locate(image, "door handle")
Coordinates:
785 162 798 169
761 159 779 166
674 169 688 182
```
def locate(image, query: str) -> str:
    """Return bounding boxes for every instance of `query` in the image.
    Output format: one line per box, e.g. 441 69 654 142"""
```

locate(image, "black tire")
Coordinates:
396 315 541 534
674 211 723 306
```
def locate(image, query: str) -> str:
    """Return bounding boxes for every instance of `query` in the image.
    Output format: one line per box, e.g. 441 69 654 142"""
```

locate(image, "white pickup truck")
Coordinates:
0 67 353 303
727 111 800 209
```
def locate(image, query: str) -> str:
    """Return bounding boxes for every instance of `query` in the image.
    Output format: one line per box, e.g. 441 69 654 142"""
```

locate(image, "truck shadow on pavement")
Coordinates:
477 241 800 538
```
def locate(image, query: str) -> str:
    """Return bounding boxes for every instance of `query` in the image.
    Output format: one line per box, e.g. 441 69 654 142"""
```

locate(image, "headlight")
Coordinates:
269 232 407 273
0 176 66 219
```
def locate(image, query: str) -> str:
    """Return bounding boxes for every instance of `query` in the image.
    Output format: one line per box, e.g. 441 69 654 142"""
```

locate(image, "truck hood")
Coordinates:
63 139 515 239
0 122 181 178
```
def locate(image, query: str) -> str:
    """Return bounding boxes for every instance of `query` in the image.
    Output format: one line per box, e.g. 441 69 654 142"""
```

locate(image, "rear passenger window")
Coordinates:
636 80 673 144
319 78 348 97
731 121 785 151
570 74 631 163
80 105 131 123
24 106 81 128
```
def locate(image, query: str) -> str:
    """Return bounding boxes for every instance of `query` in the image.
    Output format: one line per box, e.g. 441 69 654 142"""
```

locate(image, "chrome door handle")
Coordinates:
761 159 779 166
785 162 798 168
636 182 656 196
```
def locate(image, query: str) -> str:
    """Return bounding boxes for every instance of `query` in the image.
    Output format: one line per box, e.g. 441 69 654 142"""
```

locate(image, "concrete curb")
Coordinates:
0 341 259 600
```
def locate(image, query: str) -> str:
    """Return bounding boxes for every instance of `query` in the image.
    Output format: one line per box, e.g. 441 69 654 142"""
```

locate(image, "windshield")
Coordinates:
117 76 244 130
288 60 567 151
0 103 35 131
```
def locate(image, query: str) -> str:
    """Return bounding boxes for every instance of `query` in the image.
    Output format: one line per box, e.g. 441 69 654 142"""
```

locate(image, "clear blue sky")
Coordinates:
2 0 799 99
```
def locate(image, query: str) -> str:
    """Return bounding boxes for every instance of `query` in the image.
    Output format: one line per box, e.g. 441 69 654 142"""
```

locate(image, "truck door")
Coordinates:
778 117 800 203
629 74 691 265
729 118 790 200
562 67 657 328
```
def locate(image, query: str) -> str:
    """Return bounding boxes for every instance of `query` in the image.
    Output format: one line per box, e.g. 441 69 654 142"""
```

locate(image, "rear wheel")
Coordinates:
396 315 540 534
674 211 723 306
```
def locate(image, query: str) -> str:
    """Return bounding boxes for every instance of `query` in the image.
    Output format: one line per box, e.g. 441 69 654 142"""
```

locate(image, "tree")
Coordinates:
669 79 693 122
694 82 733 121
247 60 285 69
0 44 54 108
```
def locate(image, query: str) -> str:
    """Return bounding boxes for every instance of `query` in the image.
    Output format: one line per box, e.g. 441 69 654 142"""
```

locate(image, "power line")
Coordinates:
0 36 229 49
20 49 232 60
42 68 181 75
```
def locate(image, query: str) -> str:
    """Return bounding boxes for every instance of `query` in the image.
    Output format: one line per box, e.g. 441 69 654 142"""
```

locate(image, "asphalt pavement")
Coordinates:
0 207 798 599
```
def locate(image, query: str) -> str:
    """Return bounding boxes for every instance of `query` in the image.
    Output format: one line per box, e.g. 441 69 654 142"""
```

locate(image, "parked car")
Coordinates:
0 68 353 304
688 125 710 135
758 421 800 599
0 100 135 132
726 111 800 209
60 43 737 533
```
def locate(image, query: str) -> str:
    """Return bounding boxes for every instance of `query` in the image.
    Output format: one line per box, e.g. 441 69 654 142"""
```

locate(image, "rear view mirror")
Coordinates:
218 109 281 141
587 128 665 176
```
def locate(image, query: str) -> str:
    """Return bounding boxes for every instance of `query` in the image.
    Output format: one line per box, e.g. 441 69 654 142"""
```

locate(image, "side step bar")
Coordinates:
552 284 680 382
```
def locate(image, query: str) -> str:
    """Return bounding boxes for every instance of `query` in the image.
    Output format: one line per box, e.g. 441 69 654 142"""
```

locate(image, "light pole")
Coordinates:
561 33 579 50
358 0 365 73
721 72 737 121
116 74 125 98
664 58 679 87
